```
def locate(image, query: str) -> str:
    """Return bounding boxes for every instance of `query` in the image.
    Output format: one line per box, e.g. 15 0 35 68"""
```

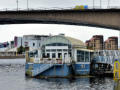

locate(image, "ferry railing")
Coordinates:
39 58 62 64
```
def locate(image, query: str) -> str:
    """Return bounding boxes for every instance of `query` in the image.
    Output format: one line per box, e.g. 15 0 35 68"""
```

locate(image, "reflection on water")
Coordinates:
0 59 119 90
114 80 120 90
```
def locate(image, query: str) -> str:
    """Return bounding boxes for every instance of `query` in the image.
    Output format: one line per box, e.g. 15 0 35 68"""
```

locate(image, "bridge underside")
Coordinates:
0 9 120 30
0 19 119 30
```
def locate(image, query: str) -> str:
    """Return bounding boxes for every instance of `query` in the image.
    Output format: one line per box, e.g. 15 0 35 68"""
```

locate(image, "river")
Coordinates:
0 59 118 90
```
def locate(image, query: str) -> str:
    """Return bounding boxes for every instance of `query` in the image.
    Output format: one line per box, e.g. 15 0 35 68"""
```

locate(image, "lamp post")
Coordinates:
27 0 29 10
100 0 102 9
16 0 18 11
93 0 95 9
108 0 110 9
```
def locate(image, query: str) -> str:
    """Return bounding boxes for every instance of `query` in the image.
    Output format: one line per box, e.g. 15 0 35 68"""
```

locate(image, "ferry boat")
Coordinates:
25 34 93 78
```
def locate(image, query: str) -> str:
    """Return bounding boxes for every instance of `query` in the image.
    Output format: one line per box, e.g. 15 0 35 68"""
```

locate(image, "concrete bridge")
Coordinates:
0 9 120 30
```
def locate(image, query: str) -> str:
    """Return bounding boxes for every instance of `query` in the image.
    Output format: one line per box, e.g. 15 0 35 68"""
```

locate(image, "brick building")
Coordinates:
85 35 104 50
104 37 118 50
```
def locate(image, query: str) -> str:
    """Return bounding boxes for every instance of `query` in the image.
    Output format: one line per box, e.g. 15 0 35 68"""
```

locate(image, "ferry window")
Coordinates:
77 50 84 62
25 42 28 47
47 53 50 58
46 49 50 52
63 49 68 51
85 52 89 62
34 50 38 57
51 49 56 52
29 52 34 57
52 43 56 46
69 53 71 57
58 53 62 58
42 53 46 58
56 43 67 46
28 51 38 57
64 53 67 58
33 43 35 47
52 53 56 58
57 49 62 51
90 52 94 61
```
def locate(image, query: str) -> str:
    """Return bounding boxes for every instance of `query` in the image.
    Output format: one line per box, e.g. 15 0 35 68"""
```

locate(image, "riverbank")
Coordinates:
0 56 25 59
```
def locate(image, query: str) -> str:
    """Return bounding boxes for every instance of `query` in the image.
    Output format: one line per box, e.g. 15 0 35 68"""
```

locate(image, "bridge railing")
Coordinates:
0 6 120 11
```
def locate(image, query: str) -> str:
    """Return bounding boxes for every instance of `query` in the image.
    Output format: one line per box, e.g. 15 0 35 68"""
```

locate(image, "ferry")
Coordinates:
25 34 94 78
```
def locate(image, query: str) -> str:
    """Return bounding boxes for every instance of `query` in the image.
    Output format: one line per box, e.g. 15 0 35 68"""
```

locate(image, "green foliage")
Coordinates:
17 46 25 54
87 46 93 50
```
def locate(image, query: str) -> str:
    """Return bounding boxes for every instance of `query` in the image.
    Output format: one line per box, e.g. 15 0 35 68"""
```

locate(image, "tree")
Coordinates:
17 46 25 54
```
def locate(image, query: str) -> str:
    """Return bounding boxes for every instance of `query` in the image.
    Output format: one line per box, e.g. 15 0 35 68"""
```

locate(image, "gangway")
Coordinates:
32 63 54 77
93 50 120 65
91 50 120 75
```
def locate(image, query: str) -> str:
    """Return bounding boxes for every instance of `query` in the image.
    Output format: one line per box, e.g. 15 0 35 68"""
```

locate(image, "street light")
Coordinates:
27 0 29 10
93 0 94 9
108 0 110 8
16 0 18 10
100 0 102 9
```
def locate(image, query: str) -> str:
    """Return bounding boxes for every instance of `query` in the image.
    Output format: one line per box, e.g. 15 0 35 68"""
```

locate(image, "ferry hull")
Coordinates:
25 63 72 78
73 63 90 75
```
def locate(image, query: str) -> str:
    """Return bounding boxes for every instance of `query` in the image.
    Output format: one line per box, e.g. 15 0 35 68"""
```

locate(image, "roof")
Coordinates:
42 35 85 48
65 36 85 47
76 48 94 52
23 35 48 37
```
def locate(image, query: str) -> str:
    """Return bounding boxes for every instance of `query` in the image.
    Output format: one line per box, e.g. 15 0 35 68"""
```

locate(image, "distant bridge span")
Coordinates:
0 9 120 30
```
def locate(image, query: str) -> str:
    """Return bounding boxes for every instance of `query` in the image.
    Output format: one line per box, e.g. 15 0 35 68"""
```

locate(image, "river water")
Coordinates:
0 59 119 90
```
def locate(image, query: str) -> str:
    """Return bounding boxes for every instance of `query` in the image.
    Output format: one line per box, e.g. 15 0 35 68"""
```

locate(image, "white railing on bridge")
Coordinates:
0 6 120 12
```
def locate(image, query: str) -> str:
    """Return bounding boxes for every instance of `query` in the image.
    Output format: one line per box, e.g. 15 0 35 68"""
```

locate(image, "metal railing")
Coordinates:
0 6 120 12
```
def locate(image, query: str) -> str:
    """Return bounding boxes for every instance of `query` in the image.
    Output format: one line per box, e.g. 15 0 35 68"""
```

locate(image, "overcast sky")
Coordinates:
0 0 120 10
0 24 119 43
0 0 119 44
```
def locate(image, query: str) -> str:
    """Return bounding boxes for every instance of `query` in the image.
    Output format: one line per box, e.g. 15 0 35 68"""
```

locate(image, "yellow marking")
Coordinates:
114 60 120 80
73 5 85 10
